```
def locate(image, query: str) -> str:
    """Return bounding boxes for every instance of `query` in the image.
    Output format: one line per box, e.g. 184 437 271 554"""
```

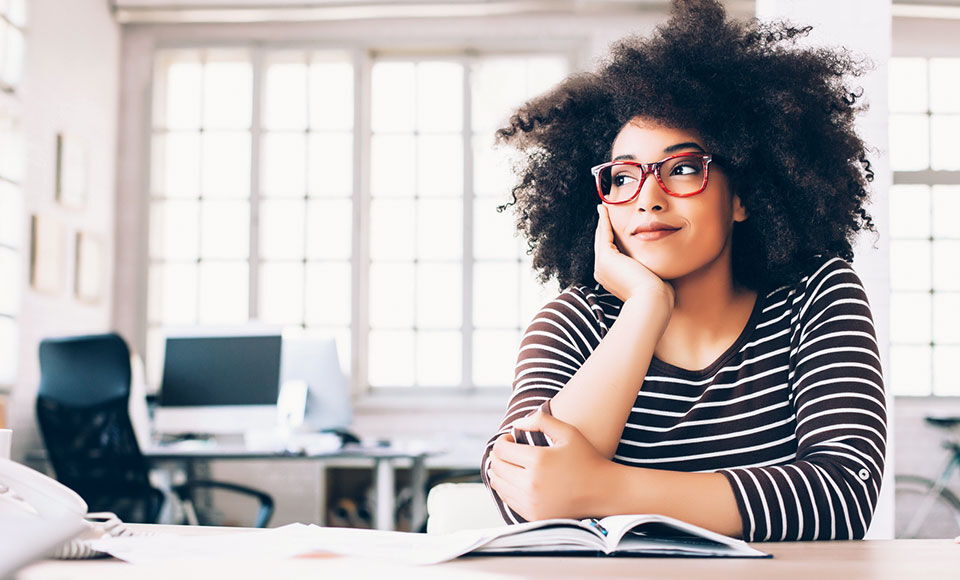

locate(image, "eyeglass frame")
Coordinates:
590 153 715 204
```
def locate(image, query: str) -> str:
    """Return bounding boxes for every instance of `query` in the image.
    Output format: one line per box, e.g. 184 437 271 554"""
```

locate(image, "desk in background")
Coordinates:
17 524 960 579
143 442 435 531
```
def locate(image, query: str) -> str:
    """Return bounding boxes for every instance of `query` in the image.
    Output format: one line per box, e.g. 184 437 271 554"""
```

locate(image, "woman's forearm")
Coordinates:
547 294 671 458
597 462 744 538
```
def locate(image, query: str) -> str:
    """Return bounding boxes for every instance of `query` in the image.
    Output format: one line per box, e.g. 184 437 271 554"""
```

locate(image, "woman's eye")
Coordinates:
613 173 637 187
670 163 699 176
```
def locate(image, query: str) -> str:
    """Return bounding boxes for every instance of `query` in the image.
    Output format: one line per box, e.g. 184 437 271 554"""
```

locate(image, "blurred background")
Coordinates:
1 0 958 538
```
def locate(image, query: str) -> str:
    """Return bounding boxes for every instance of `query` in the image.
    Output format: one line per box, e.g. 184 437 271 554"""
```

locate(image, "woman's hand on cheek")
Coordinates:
594 204 675 308
488 410 612 521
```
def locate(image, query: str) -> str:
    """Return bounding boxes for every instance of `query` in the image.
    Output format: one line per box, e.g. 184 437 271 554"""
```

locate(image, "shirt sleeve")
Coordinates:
718 258 887 541
480 286 609 524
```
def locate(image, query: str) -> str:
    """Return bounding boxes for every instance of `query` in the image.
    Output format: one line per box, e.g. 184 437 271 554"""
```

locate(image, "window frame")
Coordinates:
889 55 960 397
143 39 582 399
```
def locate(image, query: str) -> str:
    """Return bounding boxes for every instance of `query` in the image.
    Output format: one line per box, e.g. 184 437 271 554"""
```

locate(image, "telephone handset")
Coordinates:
0 457 88 576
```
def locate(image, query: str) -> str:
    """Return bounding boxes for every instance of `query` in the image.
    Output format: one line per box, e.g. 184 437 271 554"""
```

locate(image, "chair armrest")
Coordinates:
172 480 274 528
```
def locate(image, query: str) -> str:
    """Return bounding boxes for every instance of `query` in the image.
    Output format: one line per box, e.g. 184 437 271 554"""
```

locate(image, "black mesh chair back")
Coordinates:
36 333 163 522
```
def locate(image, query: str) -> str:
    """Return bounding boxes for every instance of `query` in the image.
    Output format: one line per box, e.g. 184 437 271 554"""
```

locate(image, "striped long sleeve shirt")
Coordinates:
481 256 887 541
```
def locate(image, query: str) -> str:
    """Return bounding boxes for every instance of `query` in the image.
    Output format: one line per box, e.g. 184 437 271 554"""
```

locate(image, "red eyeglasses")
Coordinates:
590 153 714 204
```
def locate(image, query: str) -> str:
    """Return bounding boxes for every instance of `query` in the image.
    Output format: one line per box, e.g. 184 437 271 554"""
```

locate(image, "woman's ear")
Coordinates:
732 194 748 223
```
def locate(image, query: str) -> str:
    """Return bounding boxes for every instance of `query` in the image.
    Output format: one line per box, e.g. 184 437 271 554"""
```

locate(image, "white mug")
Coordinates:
0 429 11 460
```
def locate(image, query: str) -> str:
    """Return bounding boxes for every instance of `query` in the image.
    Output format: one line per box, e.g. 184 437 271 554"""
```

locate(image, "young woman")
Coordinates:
481 0 886 542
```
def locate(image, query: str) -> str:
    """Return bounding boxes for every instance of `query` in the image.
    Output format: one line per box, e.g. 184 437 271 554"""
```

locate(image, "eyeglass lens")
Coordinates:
598 155 707 202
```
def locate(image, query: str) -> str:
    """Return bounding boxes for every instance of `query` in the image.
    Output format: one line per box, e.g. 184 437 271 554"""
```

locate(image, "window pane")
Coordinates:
201 132 250 198
305 262 351 326
472 58 527 132
417 198 461 260
369 262 414 328
259 262 304 325
261 132 306 198
150 200 199 260
416 61 462 133
369 199 415 260
933 241 960 291
306 199 352 260
371 62 415 133
148 263 197 325
933 292 960 343
520 268 553 326
310 60 354 131
260 199 305 260
151 132 200 198
368 330 414 387
0 181 23 248
0 316 17 385
889 114 929 172
890 240 930 291
198 262 248 324
160 57 202 130
889 57 927 113
417 331 461 386
0 25 23 88
264 58 308 130
888 184 929 239
890 292 930 344
473 137 516 197
527 56 568 95
0 247 19 314
930 114 960 171
0 109 23 183
932 186 960 239
929 58 960 114
417 135 462 197
370 135 415 197
473 329 519 387
475 261 520 328
890 344 931 396
199 200 249 259
203 56 252 130
474 198 520 260
308 132 353 197
933 345 960 396
416 262 461 329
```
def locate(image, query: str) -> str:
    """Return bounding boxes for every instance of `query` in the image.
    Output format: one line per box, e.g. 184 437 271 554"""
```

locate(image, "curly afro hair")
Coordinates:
497 0 877 294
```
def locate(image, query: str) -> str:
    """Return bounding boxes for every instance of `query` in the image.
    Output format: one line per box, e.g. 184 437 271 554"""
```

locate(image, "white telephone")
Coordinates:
0 457 88 576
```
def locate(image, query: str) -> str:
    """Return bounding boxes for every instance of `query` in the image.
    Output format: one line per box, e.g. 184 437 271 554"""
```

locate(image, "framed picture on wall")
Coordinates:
29 214 64 294
74 231 103 304
55 132 87 208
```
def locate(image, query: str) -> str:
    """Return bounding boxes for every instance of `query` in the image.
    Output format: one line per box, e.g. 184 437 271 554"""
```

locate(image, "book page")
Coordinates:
597 514 767 557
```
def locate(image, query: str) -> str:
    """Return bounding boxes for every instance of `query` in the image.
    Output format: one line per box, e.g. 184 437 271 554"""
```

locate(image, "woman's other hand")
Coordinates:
594 204 675 308
487 409 612 521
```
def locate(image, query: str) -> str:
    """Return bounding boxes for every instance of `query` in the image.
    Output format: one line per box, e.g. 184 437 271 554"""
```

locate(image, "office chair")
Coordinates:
35 333 274 527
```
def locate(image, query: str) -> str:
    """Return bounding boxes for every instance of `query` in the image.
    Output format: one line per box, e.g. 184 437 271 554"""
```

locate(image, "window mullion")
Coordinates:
355 48 372 394
249 46 264 320
462 55 475 392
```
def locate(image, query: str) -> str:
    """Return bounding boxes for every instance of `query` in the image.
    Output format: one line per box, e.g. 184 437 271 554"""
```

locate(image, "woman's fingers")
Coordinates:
594 204 615 251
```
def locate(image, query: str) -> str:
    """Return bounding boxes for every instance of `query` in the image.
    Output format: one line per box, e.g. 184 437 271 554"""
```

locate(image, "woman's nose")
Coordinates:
633 174 670 212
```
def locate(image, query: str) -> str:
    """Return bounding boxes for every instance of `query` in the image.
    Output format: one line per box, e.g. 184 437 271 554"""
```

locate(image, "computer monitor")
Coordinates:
154 333 283 436
280 336 352 432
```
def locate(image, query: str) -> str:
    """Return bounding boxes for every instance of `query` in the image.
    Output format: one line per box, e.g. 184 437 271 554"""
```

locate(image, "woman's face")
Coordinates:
603 117 747 282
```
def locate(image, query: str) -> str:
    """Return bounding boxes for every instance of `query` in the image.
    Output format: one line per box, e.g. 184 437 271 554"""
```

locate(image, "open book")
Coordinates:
459 513 769 559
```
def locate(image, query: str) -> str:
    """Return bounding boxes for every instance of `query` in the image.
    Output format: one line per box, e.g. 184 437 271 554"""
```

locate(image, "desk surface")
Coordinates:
17 524 960 580
143 442 433 461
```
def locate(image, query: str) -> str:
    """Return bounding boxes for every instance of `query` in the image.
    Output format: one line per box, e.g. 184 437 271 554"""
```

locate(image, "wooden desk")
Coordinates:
144 443 432 531
16 524 960 580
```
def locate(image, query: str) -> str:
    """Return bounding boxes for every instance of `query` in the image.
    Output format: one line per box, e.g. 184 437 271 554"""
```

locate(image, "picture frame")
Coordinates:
74 231 103 304
55 132 88 208
29 214 64 294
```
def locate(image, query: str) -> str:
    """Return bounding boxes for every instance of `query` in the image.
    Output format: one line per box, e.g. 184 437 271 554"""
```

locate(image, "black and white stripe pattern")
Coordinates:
481 256 886 541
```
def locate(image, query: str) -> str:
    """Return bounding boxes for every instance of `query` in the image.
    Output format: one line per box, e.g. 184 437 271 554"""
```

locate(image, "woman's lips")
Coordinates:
632 228 679 241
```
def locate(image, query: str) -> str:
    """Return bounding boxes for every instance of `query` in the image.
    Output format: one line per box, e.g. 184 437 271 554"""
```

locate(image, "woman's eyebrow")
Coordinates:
663 142 706 153
611 142 706 161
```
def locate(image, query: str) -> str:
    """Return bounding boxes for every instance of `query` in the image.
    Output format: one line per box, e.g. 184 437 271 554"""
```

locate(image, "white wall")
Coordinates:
7 0 120 459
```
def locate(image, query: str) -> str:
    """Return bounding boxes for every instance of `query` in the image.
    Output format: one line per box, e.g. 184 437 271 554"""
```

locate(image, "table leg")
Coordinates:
316 463 327 526
410 454 427 532
373 458 395 531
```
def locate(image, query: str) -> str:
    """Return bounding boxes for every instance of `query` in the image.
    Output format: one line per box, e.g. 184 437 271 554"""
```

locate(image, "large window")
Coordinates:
147 47 567 391
0 0 25 390
888 56 960 396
